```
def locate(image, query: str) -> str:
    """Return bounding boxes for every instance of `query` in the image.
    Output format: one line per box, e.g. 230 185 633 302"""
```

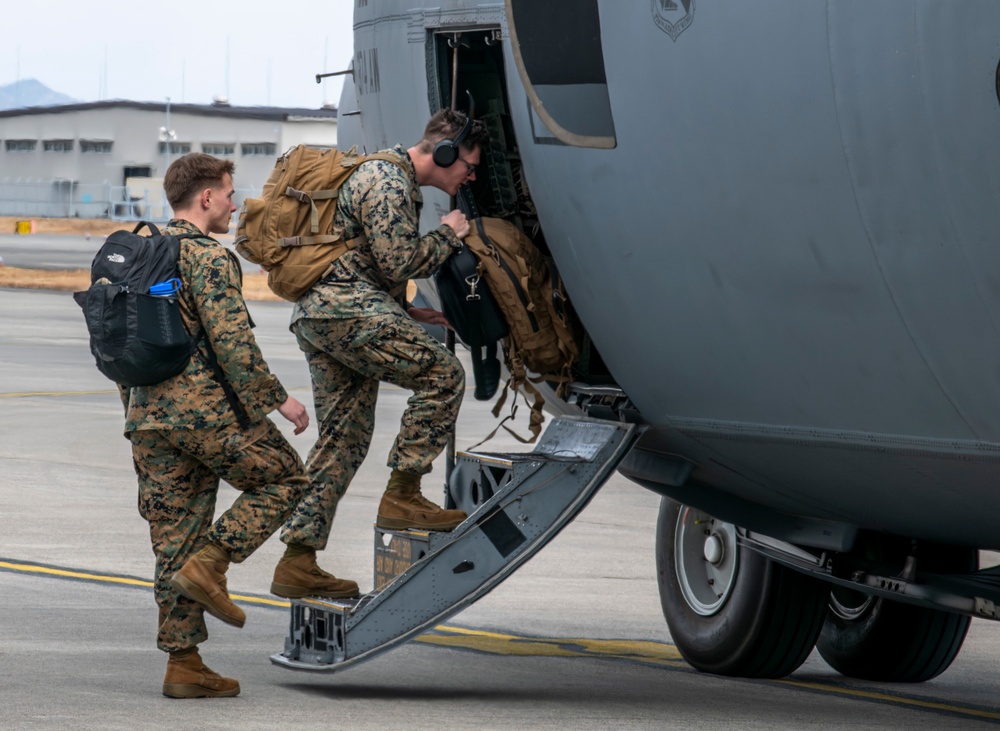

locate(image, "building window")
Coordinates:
202 143 235 156
6 139 36 152
43 139 74 152
81 140 113 154
158 141 191 155
241 143 276 157
124 166 152 181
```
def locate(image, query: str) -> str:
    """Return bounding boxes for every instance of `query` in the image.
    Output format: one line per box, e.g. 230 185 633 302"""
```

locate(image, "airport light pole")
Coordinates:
159 97 176 175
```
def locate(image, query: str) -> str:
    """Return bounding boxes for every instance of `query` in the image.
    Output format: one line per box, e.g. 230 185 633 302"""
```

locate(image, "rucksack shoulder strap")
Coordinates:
358 150 408 172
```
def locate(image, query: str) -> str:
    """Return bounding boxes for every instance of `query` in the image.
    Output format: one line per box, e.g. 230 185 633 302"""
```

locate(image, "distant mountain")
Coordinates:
0 79 77 111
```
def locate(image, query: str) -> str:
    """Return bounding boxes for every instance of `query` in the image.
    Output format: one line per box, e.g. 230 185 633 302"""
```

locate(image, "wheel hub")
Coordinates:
675 507 738 616
703 533 725 565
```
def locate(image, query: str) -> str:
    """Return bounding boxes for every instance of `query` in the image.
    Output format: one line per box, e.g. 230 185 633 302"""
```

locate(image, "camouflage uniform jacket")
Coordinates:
291 145 461 322
123 219 288 434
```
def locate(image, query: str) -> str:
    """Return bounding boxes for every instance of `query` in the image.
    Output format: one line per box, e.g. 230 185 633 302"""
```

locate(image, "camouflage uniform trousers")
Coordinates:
130 418 308 653
280 310 464 549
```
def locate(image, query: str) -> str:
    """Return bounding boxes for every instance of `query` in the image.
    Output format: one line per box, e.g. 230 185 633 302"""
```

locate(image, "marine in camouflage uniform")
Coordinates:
279 111 489 564
123 154 320 698
126 218 304 651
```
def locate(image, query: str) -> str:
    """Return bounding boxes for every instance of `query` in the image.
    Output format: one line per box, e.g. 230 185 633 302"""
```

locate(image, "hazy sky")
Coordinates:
2 0 355 109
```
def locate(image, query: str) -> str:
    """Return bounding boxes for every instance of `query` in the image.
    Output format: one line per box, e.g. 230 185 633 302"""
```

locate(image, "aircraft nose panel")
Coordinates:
827 2 1000 439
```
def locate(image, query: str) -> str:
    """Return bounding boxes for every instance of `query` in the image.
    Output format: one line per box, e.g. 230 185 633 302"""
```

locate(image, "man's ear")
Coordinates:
200 187 212 209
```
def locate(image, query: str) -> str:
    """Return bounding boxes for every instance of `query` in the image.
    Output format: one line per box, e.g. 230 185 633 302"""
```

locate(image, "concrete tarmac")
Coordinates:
0 232 112 269
3 285 1000 729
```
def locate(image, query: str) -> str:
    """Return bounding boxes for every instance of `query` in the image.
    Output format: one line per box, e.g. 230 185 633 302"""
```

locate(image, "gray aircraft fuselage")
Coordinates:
342 0 1000 553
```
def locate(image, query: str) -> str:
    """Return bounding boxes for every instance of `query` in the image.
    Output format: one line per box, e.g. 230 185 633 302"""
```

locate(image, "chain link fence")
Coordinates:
0 179 258 222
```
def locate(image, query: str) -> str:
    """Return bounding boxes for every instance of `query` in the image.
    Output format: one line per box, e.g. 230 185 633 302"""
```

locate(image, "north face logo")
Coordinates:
106 253 126 263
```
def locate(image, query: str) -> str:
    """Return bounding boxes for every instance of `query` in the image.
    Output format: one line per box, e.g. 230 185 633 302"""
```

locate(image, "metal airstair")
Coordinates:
271 415 639 673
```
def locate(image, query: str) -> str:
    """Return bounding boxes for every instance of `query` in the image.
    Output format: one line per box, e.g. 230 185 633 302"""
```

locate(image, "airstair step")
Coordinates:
271 416 640 673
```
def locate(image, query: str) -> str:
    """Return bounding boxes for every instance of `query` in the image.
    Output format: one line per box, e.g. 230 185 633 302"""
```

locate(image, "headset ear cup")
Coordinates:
432 112 471 167
433 139 458 167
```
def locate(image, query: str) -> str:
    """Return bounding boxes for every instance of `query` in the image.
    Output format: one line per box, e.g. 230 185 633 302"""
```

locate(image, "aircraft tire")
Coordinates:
655 498 829 678
816 546 975 682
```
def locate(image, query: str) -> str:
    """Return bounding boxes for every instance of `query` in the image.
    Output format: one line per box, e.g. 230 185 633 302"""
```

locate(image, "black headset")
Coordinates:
432 111 472 168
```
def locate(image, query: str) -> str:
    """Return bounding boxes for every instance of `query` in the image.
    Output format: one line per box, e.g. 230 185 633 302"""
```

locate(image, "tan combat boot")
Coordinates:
376 469 467 531
162 647 240 698
271 549 360 599
169 544 246 628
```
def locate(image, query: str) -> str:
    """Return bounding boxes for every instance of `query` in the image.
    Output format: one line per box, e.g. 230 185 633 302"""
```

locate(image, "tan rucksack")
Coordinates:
234 145 404 301
463 217 580 442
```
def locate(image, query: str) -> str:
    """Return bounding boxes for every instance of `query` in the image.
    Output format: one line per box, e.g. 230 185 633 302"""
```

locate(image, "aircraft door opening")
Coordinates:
429 27 613 390
431 27 525 229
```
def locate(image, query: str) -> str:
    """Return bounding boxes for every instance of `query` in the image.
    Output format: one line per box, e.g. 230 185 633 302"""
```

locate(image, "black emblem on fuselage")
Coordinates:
652 0 695 41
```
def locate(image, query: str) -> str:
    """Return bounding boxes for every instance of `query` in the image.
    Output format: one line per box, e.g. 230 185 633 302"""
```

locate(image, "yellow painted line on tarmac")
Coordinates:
0 559 682 666
416 624 686 666
4 557 1000 723
0 559 682 667
233 594 291 608
780 679 1000 722
0 560 153 588
418 627 1000 722
0 559 288 608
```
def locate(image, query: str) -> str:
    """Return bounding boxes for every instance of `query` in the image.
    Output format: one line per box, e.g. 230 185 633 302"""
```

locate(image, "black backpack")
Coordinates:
73 221 197 387
435 186 508 401
435 242 508 400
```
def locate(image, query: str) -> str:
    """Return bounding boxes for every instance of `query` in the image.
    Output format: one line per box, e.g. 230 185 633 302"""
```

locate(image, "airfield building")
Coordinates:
0 100 338 220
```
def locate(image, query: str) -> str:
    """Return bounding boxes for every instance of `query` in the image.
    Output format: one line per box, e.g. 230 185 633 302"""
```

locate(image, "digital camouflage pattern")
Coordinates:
132 420 307 652
291 145 461 322
281 146 465 549
280 312 464 549
124 219 288 433
124 218 305 653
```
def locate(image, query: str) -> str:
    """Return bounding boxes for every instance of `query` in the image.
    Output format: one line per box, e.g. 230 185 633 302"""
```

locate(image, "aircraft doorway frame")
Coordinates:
428 25 525 228
426 23 613 389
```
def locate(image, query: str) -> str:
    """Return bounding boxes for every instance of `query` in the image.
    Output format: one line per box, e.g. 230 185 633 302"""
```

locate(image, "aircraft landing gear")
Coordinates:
655 498 828 678
816 541 976 682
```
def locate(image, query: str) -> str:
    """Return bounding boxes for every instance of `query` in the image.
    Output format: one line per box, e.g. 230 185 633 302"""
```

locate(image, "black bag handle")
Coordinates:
132 220 161 236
